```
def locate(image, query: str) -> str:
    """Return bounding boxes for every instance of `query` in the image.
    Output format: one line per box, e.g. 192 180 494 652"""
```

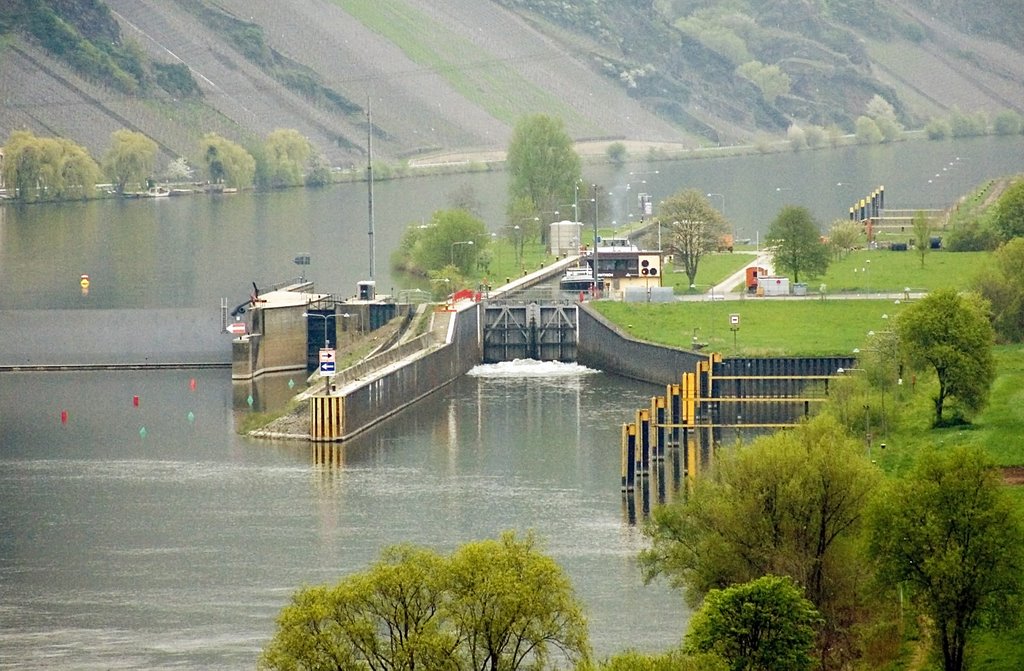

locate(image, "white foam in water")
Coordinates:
466 359 599 377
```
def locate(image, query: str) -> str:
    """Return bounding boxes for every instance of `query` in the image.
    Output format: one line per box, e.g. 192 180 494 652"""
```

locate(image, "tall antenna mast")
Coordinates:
366 97 376 280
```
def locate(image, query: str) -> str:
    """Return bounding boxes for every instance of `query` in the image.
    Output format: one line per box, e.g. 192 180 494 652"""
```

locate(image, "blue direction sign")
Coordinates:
319 348 336 377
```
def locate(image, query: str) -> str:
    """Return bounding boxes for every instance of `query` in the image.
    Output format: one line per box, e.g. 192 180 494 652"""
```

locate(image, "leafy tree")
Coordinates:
895 288 994 425
854 116 883 144
868 446 1024 671
993 179 1024 241
261 534 589 671
640 415 882 668
949 108 988 137
865 95 903 142
2 130 99 202
766 205 829 283
971 237 1024 343
3 130 45 201
55 138 101 200
408 209 488 276
260 544 457 671
658 189 728 286
103 129 157 194
447 531 591 671
445 182 483 217
606 141 627 167
735 61 790 103
684 575 820 671
506 114 581 241
826 220 861 259
304 153 332 187
263 128 313 188
786 124 807 151
925 117 951 140
199 133 255 188
993 110 1023 136
911 210 932 267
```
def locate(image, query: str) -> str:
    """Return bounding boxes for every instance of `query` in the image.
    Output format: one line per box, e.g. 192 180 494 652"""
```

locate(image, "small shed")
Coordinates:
758 276 790 296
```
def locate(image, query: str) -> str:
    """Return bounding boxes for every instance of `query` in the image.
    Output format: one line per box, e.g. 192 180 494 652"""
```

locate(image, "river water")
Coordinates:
2 137 1023 669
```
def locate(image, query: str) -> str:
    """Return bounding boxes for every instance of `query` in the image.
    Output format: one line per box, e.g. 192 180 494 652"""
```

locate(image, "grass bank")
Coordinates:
591 298 904 356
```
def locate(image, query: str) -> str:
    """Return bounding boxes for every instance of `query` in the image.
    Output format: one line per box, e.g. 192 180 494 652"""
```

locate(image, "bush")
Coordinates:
855 116 883 144
926 117 951 140
950 109 988 137
993 110 1023 136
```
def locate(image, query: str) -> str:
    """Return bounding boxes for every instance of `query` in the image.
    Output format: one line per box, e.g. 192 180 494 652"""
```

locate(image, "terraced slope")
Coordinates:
1 0 1022 168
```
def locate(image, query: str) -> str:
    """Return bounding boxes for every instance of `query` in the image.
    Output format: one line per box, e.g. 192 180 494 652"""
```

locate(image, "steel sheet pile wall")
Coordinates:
710 356 856 427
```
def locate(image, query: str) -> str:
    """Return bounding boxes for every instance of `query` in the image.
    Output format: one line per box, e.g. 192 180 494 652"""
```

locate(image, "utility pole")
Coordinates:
366 97 375 280
592 184 600 295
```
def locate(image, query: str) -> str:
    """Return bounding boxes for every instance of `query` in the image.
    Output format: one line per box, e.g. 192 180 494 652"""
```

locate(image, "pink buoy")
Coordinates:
189 378 197 391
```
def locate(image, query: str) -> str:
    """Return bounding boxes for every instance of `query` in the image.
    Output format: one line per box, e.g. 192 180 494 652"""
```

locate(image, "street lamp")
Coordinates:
451 240 474 266
302 311 338 348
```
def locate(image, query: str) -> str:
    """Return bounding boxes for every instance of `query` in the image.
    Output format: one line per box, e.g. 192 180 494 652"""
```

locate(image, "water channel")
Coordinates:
2 137 1023 669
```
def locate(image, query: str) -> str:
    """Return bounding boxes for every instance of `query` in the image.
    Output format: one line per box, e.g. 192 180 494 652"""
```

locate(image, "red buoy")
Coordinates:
61 409 68 425
133 395 140 407
189 378 197 391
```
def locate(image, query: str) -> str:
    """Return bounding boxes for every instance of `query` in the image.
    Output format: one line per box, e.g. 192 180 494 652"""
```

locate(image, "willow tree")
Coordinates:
199 133 255 188
261 533 590 671
3 130 100 202
103 129 157 194
262 128 313 187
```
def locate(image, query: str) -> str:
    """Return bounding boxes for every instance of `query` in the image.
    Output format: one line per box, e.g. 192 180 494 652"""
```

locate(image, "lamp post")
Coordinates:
451 240 474 266
302 311 338 348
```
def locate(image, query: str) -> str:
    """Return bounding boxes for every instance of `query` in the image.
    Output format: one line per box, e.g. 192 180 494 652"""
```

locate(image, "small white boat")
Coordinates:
143 186 170 198
560 267 603 292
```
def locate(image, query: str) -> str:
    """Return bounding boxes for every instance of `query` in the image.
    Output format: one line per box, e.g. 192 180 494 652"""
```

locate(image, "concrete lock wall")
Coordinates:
335 305 481 440
252 306 308 374
577 304 705 386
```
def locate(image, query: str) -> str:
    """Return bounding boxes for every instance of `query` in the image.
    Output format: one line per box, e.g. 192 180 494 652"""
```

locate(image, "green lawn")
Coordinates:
592 298 904 356
820 249 988 293
662 252 754 293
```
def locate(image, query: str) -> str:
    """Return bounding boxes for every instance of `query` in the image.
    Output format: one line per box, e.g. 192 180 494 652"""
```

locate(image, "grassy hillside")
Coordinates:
0 0 1022 164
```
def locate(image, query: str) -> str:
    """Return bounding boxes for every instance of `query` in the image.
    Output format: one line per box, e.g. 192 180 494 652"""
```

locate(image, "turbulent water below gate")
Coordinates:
0 361 689 669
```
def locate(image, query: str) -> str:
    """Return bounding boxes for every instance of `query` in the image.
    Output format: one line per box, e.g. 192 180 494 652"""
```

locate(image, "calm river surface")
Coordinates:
2 137 1023 669
0 363 681 669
